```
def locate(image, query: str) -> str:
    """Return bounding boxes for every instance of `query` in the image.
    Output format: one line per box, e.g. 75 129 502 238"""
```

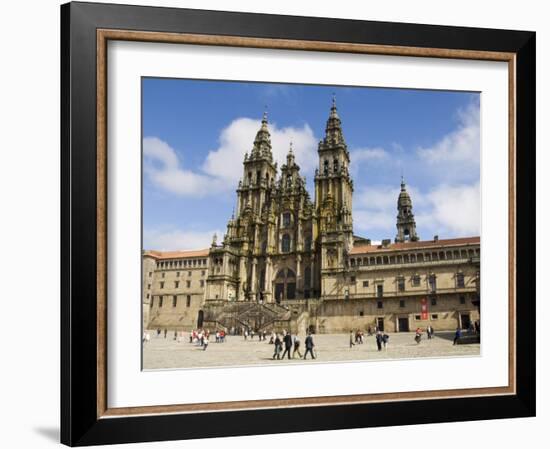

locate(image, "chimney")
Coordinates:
382 239 391 247
434 235 439 242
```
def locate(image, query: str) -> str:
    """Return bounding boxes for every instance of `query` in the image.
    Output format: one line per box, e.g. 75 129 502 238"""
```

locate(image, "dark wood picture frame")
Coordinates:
61 1 535 446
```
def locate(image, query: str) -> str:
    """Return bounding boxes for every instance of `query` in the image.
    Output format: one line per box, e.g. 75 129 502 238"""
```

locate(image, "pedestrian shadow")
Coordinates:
434 331 463 342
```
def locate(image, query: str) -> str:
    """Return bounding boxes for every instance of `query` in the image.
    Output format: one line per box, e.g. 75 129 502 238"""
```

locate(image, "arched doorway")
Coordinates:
197 310 204 329
274 268 296 303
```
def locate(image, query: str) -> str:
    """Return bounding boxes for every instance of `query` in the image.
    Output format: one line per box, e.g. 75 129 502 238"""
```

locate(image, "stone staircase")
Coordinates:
203 302 291 332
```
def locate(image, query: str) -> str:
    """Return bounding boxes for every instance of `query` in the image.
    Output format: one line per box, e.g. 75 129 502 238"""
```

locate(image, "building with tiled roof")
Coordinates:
143 100 480 334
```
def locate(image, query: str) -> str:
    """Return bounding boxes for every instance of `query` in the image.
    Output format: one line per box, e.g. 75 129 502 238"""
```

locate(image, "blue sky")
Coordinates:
142 78 480 250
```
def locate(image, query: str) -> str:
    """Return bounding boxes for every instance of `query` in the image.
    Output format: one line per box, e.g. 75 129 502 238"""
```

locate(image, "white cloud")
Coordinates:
202 117 317 183
417 102 480 165
143 228 223 251
423 182 480 235
354 209 394 234
353 185 399 236
143 137 224 197
351 147 388 164
145 118 318 197
352 181 479 239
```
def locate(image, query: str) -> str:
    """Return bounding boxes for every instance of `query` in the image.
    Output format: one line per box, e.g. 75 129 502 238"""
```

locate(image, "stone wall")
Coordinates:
312 294 479 333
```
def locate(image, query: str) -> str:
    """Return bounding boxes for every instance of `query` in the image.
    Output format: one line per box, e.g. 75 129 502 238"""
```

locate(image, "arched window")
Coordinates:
304 266 311 288
282 212 291 228
333 158 339 172
281 234 291 252
259 268 266 291
304 234 312 251
323 159 329 175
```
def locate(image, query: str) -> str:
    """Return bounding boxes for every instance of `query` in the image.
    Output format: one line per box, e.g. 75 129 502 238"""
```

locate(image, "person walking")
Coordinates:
281 332 293 359
375 331 383 351
303 333 315 359
382 333 389 350
349 330 355 348
453 327 462 345
415 327 422 344
273 334 282 360
292 335 303 359
163 328 168 339
203 334 209 351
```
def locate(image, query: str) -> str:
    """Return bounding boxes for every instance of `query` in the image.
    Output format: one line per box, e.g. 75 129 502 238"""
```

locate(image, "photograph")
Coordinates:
141 79 482 370
55 1 536 445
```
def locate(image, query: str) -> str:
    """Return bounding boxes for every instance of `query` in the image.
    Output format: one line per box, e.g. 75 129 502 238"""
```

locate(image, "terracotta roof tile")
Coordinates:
143 248 210 259
349 236 480 255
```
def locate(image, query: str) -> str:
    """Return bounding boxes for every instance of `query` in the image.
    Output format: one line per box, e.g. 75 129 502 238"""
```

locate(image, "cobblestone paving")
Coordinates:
143 331 480 370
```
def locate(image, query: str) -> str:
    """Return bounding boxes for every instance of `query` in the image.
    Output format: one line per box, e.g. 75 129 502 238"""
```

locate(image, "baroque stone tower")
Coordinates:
395 177 419 242
204 99 354 305
314 96 354 275
205 111 317 304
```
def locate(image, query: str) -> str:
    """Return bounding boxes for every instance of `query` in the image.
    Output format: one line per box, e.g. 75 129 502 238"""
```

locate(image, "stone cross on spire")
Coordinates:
250 108 273 160
324 95 344 145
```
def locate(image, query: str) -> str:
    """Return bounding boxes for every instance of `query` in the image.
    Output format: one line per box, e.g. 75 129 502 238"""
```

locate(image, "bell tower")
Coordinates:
315 97 354 275
395 177 419 242
235 111 278 218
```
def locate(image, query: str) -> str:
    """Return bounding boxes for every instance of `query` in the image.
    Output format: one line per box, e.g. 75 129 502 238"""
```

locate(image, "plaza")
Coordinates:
142 331 480 370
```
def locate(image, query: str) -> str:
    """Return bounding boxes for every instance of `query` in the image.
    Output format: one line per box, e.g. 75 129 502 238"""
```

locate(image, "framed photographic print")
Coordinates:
61 1 536 446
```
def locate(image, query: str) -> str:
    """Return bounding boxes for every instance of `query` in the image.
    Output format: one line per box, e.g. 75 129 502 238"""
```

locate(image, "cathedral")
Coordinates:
206 98 353 304
143 100 480 334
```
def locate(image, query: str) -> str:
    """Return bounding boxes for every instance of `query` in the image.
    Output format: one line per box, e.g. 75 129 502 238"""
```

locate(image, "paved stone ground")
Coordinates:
143 331 480 369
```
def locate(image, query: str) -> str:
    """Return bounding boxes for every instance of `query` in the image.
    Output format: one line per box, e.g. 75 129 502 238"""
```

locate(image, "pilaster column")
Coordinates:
238 256 247 301
310 255 315 297
265 257 273 303
249 258 257 301
296 253 302 295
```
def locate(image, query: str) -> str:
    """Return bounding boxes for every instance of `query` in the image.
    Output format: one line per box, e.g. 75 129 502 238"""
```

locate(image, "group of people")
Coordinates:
242 328 268 341
189 329 210 350
350 330 366 346
349 329 389 351
415 326 436 343
272 330 316 360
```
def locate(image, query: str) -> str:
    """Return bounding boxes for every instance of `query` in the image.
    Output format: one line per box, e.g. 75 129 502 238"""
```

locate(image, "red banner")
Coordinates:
421 297 429 320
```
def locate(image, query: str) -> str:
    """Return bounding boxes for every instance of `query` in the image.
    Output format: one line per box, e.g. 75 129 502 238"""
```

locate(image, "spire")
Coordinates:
330 93 339 119
250 109 273 161
323 95 345 146
395 178 419 242
287 141 295 164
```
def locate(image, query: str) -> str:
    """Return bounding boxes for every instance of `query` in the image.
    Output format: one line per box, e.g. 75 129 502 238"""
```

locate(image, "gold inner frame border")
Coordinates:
96 28 516 419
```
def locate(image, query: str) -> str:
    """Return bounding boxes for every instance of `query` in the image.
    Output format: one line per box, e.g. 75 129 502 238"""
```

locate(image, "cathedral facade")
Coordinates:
143 100 480 334
205 99 353 305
